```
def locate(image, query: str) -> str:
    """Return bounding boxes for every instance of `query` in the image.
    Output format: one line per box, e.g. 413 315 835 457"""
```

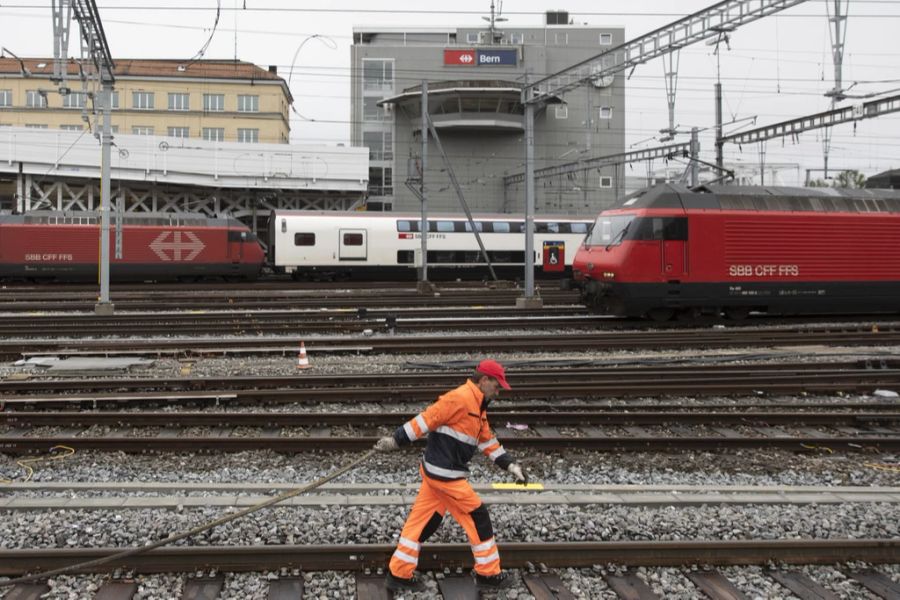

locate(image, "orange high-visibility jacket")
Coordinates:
392 379 514 481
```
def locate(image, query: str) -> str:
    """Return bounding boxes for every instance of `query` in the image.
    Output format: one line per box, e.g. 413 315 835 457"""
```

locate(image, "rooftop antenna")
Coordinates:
482 0 507 43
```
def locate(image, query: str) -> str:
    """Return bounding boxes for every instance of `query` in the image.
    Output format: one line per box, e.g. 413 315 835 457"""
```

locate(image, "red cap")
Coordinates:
477 359 511 390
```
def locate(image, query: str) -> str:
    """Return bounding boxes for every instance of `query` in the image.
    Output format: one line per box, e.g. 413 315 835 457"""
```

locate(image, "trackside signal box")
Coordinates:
542 241 565 272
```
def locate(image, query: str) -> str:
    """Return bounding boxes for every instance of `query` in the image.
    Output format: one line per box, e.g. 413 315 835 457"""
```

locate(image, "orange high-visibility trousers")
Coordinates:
389 465 501 578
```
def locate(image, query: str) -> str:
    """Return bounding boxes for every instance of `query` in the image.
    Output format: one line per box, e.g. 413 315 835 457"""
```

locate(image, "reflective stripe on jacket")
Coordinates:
393 379 514 481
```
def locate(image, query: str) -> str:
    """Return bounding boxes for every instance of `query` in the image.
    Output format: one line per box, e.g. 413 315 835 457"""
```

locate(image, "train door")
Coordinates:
660 217 688 278
227 229 245 263
338 229 367 261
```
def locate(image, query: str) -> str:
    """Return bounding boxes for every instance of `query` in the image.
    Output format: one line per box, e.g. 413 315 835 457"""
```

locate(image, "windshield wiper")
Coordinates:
605 221 631 251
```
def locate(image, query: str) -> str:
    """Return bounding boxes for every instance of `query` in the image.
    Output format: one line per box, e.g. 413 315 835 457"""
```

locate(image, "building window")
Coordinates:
25 123 48 129
466 32 480 44
599 33 613 45
600 175 613 188
60 124 83 131
132 91 154 109
554 33 568 45
0 90 11 107
203 94 225 112
168 93 190 111
110 91 119 109
599 106 612 119
132 126 154 135
237 95 259 112
168 127 190 138
368 166 393 196
363 130 393 161
509 32 524 44
363 97 389 121
26 90 47 108
555 104 568 119
237 128 259 143
362 59 394 92
62 93 85 109
202 127 225 141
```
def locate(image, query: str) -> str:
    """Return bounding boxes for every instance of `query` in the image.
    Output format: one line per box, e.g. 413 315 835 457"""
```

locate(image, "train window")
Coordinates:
431 251 457 263
570 222 589 234
508 222 525 233
492 222 510 233
463 221 483 232
433 221 455 233
536 222 561 233
663 217 688 241
585 215 634 247
397 250 414 264
343 233 364 246
294 233 316 246
397 220 420 232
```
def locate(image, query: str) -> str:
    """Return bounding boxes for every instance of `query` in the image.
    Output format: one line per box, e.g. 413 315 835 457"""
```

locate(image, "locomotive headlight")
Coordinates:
602 271 615 279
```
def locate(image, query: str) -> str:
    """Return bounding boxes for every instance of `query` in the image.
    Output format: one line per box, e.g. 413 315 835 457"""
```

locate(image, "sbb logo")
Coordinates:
444 49 476 66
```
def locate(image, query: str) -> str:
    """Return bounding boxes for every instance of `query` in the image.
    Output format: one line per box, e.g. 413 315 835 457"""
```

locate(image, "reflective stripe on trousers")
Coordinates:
389 464 501 578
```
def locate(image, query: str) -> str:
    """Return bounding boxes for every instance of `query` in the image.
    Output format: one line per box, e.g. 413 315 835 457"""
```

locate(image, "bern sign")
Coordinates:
444 49 517 67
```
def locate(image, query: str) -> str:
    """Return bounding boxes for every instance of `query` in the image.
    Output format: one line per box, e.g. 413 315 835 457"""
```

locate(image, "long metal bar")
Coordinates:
419 81 428 283
524 0 807 105
68 0 115 84
0 540 897 576
5 411 895 427
722 93 900 145
504 142 690 186
523 101 536 297
1 436 898 453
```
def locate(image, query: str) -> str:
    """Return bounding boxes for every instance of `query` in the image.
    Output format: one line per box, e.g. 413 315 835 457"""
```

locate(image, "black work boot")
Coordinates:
385 572 426 592
474 571 515 589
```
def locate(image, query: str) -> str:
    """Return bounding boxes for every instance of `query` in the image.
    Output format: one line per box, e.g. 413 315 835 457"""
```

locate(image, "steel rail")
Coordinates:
1 327 898 360
0 540 896 575
2 361 894 394
3 410 897 428
0 314 601 337
1 434 896 453
4 377 900 410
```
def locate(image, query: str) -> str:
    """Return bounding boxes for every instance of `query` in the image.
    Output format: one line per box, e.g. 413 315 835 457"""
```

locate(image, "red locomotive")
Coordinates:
0 211 265 281
572 184 900 320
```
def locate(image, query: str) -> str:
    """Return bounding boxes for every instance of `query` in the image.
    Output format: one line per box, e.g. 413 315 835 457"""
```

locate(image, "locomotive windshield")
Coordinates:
584 215 634 248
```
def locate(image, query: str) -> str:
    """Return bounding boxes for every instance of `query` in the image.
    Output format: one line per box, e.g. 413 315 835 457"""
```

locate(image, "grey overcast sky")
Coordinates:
2 0 899 185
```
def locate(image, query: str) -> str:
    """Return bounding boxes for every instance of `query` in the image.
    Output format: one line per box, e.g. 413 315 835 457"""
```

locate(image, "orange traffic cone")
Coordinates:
297 341 311 370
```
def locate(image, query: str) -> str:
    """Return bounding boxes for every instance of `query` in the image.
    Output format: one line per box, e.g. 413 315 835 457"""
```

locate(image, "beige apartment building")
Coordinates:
0 58 291 143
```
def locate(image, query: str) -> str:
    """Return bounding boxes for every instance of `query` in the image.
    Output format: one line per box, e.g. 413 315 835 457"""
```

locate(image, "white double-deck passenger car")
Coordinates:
268 211 591 280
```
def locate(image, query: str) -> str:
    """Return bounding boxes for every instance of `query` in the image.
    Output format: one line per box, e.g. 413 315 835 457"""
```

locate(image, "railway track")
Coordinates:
4 362 900 407
4 408 897 428
2 326 898 360
1 541 897 600
2 420 897 453
1 540 895 574
3 310 898 338
0 287 580 312
0 309 598 337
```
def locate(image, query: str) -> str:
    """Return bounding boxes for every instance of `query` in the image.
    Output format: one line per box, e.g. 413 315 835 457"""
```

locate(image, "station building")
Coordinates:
0 58 368 232
350 11 626 215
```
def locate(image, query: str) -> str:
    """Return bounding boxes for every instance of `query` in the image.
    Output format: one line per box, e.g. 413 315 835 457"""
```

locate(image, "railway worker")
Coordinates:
374 358 526 592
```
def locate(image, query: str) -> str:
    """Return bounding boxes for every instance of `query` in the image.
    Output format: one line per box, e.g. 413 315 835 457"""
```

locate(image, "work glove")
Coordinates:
507 462 528 485
374 435 399 452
